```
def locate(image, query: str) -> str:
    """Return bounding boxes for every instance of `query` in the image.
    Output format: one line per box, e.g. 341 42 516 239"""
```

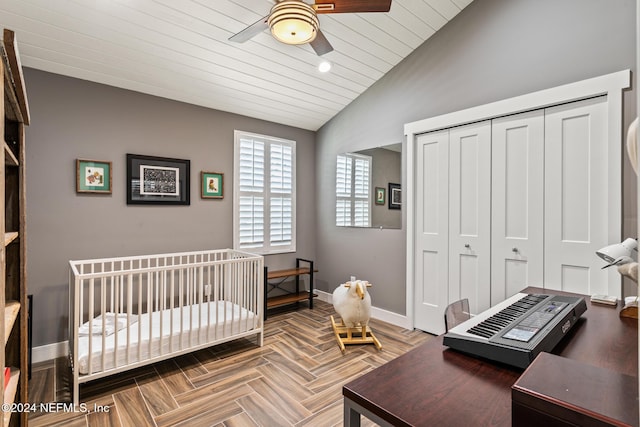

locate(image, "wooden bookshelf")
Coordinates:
1 28 29 427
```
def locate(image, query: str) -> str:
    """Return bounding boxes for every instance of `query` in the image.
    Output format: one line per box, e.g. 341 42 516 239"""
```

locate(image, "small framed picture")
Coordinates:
389 182 401 210
76 159 112 194
375 187 385 205
201 171 223 199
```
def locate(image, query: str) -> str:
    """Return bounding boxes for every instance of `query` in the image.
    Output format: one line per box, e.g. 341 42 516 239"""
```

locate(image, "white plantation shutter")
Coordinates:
239 196 264 247
270 197 292 245
335 153 371 227
353 156 370 227
234 131 296 254
336 154 352 226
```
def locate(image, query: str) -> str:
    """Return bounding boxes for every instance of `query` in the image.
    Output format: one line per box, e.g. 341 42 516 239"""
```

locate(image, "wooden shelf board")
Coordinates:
3 142 17 167
266 292 317 308
4 301 19 346
3 232 17 247
3 368 19 427
267 268 318 280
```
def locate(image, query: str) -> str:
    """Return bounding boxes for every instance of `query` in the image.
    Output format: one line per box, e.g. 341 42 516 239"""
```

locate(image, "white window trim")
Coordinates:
233 130 296 255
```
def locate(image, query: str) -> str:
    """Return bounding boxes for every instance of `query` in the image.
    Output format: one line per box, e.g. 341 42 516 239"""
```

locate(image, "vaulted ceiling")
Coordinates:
0 0 473 131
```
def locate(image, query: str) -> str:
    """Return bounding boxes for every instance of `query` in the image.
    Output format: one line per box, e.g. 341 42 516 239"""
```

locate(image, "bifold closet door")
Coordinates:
491 111 544 306
448 121 492 315
544 96 609 295
414 130 449 332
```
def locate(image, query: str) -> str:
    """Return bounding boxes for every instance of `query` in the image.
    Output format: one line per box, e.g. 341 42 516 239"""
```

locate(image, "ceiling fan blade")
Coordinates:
229 15 269 43
310 29 334 56
313 0 392 14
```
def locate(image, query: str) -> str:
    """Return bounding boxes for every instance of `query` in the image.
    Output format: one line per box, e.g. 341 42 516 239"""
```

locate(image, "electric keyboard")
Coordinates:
443 292 587 368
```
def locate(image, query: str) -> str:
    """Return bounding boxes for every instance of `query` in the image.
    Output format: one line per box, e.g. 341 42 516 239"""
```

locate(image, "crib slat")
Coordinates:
113 275 119 371
88 277 94 375
169 258 175 353
215 263 220 341
147 271 152 360
197 265 203 345
127 274 132 367
158 266 164 357
100 275 107 375
137 272 142 364
179 265 184 351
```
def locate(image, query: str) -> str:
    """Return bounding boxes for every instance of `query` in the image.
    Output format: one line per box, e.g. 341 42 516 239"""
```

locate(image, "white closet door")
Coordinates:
491 111 544 305
449 121 492 315
544 96 609 295
414 130 449 334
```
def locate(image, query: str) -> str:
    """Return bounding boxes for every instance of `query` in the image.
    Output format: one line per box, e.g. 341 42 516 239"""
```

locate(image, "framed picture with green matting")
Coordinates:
76 159 112 194
201 171 224 199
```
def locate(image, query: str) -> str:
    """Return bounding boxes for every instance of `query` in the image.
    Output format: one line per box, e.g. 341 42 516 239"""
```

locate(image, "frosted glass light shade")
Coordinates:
268 1 319 45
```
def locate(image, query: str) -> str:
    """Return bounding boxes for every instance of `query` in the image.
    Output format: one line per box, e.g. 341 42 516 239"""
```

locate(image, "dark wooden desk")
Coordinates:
343 287 638 426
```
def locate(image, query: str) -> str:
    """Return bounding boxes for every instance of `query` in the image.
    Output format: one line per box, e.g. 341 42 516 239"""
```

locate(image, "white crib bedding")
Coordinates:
77 300 257 375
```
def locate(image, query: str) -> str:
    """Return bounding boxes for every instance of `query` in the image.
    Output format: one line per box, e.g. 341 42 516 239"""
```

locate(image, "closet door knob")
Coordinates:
464 244 470 249
512 247 519 253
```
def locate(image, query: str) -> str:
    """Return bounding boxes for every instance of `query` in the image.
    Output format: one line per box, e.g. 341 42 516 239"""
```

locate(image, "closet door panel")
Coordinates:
491 111 544 305
449 121 491 315
544 96 609 295
414 130 449 333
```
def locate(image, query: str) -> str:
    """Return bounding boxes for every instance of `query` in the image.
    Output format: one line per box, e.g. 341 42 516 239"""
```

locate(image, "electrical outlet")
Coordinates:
204 284 212 296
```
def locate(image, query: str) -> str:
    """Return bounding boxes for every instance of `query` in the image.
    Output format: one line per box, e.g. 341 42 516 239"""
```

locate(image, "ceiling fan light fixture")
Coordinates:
268 1 319 45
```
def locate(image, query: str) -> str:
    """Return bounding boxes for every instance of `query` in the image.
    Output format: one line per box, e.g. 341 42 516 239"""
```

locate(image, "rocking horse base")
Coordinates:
330 315 382 353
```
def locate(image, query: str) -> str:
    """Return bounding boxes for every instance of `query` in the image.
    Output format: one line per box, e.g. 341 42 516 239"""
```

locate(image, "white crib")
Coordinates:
68 249 263 405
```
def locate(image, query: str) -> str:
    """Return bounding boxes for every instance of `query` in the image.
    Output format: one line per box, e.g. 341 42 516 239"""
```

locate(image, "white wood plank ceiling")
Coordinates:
0 0 473 131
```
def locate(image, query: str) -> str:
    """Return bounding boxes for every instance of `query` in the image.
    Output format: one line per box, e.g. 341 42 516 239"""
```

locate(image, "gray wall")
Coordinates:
24 69 316 346
315 0 638 315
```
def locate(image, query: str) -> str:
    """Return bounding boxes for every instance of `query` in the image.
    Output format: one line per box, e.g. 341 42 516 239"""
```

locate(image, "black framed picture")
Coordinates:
126 154 190 205
388 182 401 210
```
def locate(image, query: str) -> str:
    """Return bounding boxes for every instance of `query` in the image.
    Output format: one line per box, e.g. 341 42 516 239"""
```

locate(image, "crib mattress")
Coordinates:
77 300 257 375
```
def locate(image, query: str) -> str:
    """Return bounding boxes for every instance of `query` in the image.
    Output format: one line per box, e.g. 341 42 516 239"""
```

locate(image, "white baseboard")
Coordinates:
33 292 412 363
32 341 68 364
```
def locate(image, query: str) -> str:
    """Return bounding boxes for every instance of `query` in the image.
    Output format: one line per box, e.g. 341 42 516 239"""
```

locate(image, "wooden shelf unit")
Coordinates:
264 258 317 320
1 28 29 427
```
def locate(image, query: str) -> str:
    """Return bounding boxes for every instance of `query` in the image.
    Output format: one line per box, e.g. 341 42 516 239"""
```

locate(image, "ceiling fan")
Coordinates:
229 0 392 56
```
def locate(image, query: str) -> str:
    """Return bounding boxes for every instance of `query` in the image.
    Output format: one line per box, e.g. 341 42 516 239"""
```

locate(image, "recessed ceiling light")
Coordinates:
318 61 331 73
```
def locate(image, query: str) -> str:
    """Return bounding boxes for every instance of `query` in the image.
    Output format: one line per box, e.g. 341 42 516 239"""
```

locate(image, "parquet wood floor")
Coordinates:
27 300 433 426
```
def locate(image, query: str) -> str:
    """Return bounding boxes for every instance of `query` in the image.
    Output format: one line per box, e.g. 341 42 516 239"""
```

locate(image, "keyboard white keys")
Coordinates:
447 293 530 341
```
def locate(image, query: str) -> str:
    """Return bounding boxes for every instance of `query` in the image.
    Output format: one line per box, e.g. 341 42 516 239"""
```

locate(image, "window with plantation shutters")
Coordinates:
336 153 372 227
234 131 296 254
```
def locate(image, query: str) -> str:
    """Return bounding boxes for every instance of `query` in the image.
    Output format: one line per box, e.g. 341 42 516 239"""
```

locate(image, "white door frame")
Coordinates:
404 70 630 330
